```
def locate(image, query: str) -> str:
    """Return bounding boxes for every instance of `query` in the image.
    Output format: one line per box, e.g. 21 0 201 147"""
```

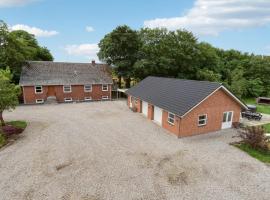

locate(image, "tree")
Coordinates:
0 20 53 83
98 25 140 88
0 68 21 126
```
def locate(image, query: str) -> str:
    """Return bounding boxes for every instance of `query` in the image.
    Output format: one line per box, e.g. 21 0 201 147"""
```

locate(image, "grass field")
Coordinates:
243 98 270 114
235 143 270 163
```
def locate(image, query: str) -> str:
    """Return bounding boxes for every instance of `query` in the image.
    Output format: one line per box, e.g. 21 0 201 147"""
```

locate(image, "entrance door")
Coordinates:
47 86 55 96
142 101 148 116
222 111 233 129
153 106 162 125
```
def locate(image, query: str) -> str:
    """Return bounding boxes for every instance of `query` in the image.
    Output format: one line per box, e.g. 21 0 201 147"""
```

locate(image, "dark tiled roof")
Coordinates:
126 76 223 117
19 61 113 86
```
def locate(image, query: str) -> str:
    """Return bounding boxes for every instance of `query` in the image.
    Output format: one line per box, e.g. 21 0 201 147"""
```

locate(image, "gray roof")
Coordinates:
126 76 228 117
19 61 113 86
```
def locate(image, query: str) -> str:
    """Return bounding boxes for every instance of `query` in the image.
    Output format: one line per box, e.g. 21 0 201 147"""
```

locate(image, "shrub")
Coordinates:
2 125 24 138
238 126 269 152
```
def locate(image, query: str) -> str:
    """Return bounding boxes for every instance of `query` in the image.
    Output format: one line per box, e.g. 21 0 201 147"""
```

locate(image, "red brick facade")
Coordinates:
127 88 242 137
22 84 112 104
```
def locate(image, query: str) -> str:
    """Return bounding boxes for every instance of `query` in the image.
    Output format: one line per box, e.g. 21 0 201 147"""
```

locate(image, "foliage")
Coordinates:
235 143 270 163
6 120 27 129
0 133 5 147
98 25 140 88
0 20 53 83
99 25 270 98
0 68 21 126
238 126 269 152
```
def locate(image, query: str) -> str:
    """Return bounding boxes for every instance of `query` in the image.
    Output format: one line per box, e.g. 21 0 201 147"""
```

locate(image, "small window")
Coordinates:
64 98 72 102
63 85 72 93
85 97 92 101
36 99 44 104
102 96 109 100
35 86 43 94
84 85 92 92
168 112 175 125
102 84 108 91
198 114 207 126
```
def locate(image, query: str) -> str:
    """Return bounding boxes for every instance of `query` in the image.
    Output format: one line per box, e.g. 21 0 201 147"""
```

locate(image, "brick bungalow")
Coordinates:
19 61 113 104
126 76 248 137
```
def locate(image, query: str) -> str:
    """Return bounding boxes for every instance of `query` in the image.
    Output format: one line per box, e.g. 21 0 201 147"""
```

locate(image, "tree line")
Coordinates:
0 20 53 83
98 25 270 98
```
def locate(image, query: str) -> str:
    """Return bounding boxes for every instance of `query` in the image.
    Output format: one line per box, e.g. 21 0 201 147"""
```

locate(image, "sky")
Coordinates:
1 0 270 63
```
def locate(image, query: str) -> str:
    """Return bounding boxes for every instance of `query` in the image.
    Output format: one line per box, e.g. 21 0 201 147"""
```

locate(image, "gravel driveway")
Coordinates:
0 101 269 200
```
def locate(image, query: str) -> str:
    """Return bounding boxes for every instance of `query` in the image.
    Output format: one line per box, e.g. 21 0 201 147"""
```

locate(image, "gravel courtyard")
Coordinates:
0 101 269 200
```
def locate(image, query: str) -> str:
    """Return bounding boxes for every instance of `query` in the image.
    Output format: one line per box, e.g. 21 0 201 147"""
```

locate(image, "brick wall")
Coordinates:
179 88 241 137
22 84 112 104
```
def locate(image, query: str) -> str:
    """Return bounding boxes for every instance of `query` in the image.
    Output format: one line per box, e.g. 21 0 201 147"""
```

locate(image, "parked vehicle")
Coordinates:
242 110 262 121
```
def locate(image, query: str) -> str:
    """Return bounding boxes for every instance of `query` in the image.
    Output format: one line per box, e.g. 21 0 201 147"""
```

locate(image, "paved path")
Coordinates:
0 101 270 200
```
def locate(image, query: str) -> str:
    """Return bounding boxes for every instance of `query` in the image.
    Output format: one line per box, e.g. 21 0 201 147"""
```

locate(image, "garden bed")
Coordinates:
0 121 27 148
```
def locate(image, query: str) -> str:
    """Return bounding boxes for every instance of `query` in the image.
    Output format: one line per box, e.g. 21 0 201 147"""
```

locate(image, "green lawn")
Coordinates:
6 120 27 129
243 98 270 114
263 123 270 133
235 143 270 163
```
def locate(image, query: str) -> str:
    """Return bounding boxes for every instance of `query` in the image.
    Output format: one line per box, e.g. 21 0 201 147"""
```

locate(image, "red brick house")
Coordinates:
19 61 113 104
126 76 247 137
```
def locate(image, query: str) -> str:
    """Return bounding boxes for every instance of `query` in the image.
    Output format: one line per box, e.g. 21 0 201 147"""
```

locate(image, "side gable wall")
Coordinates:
179 88 241 137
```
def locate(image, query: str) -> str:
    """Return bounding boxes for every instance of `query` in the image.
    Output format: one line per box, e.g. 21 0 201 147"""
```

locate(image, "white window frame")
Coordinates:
63 85 72 93
102 96 109 100
167 112 175 125
198 114 207 126
84 84 92 92
102 84 108 91
85 97 92 101
35 86 43 94
64 97 73 102
36 99 44 104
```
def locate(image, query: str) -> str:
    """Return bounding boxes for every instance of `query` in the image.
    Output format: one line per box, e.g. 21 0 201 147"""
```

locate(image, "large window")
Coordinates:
168 112 175 125
35 86 43 94
63 85 72 93
102 84 108 91
198 114 207 126
84 85 92 92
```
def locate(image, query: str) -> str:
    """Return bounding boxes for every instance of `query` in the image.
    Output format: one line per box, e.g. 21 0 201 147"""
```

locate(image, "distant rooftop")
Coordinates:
19 61 113 86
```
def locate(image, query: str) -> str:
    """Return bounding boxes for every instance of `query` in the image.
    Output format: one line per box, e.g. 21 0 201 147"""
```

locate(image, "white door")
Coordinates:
222 111 233 129
142 101 148 116
154 106 163 125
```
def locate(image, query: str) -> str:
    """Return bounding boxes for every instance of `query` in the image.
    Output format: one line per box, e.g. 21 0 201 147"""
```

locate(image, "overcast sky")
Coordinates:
1 0 270 62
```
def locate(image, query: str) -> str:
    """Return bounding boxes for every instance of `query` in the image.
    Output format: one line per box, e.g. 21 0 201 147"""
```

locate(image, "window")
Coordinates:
36 99 44 104
84 85 92 92
35 86 43 94
102 96 109 100
102 84 108 91
167 112 175 125
85 97 92 101
63 85 72 93
198 114 207 126
64 98 72 102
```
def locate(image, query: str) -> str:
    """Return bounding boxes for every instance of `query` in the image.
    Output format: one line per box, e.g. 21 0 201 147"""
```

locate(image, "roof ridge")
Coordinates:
146 76 222 85
27 61 106 65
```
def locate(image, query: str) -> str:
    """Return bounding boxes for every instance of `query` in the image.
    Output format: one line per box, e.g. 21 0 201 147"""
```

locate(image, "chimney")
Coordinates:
91 60 95 65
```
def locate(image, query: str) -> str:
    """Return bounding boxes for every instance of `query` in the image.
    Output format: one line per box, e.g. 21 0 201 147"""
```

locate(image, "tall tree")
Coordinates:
98 25 140 88
0 20 53 83
0 68 21 126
